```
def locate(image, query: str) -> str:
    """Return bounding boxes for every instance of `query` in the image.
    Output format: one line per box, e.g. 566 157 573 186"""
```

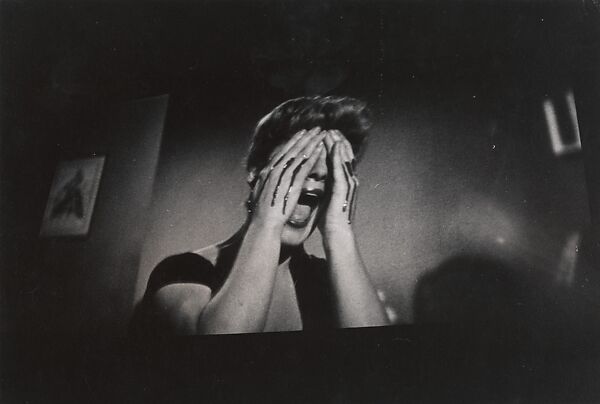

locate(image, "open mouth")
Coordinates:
286 188 324 228
297 189 324 207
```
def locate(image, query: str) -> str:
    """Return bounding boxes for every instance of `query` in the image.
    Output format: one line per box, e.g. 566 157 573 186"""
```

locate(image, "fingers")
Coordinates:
268 129 307 169
323 131 336 154
330 130 358 224
270 155 296 207
318 145 327 173
254 166 272 204
262 127 319 187
253 129 308 203
335 143 353 216
253 126 361 226
348 173 358 224
330 129 356 168
336 133 358 223
331 141 349 197
278 131 326 214
283 141 325 213
265 128 326 215
271 127 322 170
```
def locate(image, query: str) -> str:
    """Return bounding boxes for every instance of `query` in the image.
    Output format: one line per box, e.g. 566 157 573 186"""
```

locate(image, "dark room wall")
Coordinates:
1 95 168 404
2 95 168 341
39 95 169 337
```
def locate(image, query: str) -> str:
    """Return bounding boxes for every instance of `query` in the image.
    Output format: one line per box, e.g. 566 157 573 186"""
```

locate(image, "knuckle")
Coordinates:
288 147 301 157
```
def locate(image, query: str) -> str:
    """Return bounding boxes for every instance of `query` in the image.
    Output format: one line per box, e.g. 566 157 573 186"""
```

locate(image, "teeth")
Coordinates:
298 193 320 206
288 219 308 226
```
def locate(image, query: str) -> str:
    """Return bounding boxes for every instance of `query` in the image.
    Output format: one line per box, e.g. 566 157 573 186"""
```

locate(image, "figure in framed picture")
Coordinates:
40 156 105 237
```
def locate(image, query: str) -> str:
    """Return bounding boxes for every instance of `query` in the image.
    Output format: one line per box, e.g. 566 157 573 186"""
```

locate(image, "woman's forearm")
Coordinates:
196 128 326 334
197 222 282 334
324 230 389 328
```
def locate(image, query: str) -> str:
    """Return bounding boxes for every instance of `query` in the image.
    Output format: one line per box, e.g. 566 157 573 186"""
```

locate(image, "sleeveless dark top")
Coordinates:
130 243 335 336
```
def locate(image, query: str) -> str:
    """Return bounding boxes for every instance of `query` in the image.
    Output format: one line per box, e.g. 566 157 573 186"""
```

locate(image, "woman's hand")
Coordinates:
249 127 326 233
318 130 389 328
196 128 325 334
320 130 358 236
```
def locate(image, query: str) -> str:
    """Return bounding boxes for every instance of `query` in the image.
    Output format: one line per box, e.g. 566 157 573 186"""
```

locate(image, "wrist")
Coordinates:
247 218 284 237
322 215 353 234
322 222 355 249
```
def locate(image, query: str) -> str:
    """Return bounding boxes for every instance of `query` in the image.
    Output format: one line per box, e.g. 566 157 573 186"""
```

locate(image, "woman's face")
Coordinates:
259 139 330 247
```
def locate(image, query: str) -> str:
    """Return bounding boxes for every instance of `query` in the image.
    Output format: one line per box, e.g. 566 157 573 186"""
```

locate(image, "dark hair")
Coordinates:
246 96 372 173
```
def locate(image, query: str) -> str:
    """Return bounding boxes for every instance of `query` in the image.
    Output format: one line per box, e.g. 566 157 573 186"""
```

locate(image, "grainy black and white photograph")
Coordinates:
1 0 600 402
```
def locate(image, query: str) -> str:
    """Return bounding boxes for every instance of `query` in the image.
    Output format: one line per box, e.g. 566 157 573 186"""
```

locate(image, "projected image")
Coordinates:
128 2 598 337
132 97 395 335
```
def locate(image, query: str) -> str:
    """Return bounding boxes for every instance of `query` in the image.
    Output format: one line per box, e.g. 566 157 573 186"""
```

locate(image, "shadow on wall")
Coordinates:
414 252 600 344
414 255 526 332
413 249 600 401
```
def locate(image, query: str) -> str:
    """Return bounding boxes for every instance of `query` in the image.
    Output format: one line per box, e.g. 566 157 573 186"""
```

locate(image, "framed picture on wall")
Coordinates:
39 156 106 237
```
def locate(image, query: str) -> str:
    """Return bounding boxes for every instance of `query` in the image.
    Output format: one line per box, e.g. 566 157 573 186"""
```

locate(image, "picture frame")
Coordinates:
39 156 106 237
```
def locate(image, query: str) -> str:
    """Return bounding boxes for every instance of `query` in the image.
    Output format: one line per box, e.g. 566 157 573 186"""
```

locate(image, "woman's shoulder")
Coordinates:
191 244 221 266
145 243 228 296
